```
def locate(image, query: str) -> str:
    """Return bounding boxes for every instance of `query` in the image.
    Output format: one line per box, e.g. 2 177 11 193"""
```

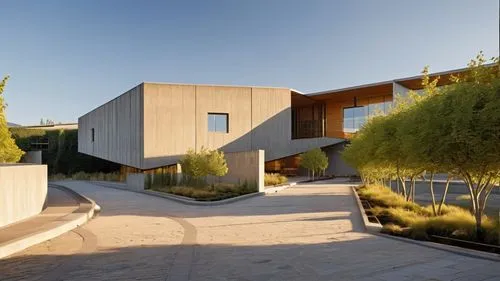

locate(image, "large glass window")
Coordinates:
343 106 366 133
343 96 393 133
208 113 228 133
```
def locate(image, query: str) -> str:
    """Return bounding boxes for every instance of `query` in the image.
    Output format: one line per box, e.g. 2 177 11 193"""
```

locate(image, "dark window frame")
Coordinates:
343 105 366 133
91 128 95 142
207 113 229 133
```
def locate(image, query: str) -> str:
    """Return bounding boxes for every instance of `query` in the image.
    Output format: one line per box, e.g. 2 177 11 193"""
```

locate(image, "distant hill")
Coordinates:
7 122 20 127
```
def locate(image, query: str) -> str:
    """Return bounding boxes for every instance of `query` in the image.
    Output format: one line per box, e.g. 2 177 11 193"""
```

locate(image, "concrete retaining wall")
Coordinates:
0 164 48 228
218 150 265 192
21 150 42 164
126 173 146 191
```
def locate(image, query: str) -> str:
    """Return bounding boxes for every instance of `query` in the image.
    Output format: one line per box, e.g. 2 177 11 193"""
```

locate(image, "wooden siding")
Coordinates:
325 93 393 139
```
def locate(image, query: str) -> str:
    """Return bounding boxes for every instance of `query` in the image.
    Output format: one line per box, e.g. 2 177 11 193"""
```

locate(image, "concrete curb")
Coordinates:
350 186 383 233
90 181 265 206
264 182 297 193
0 184 97 259
350 185 500 261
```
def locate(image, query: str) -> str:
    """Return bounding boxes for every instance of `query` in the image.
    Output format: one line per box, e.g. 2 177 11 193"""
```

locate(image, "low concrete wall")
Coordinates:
0 164 48 228
21 150 42 164
126 173 145 191
218 150 265 192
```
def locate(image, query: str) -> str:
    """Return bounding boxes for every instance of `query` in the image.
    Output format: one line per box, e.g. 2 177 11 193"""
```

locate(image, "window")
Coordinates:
91 128 95 142
343 106 366 133
208 113 228 133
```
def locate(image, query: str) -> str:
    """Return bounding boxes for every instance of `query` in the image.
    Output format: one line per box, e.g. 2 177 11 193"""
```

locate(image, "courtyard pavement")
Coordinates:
0 180 498 281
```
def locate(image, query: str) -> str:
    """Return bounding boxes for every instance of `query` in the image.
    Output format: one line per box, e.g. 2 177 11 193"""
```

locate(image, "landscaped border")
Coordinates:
88 180 297 206
350 185 500 261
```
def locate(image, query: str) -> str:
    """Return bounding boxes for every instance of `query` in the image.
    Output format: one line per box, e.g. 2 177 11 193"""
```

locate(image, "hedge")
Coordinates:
10 128 120 175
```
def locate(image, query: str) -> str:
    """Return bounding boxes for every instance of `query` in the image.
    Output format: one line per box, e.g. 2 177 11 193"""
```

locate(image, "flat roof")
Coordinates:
306 65 492 98
143 81 291 91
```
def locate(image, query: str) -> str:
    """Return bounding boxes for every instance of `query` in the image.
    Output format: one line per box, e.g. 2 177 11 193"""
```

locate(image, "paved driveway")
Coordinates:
0 180 498 281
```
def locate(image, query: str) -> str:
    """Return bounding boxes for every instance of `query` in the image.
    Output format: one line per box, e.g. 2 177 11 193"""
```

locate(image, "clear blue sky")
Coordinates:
1 0 498 125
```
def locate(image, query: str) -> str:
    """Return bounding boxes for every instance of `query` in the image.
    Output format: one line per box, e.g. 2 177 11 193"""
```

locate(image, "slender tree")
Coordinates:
300 148 328 180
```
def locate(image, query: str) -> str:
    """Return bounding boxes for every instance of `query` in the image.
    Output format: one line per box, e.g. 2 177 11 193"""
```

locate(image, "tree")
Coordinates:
179 147 228 186
300 148 328 180
0 76 24 162
430 54 500 237
206 149 228 178
343 53 500 239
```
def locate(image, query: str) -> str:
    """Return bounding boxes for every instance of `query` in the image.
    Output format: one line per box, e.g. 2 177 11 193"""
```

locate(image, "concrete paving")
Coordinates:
0 180 498 281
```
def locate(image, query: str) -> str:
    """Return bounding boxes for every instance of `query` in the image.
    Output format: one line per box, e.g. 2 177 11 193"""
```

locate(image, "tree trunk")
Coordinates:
429 172 437 216
398 176 407 199
411 177 417 203
437 176 451 215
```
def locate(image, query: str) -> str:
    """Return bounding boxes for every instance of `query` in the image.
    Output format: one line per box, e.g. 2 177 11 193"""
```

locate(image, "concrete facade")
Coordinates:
0 164 48 228
78 85 144 168
217 150 265 192
126 173 147 191
79 83 342 170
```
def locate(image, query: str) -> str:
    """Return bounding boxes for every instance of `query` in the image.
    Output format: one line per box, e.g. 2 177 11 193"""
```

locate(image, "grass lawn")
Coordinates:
357 185 499 246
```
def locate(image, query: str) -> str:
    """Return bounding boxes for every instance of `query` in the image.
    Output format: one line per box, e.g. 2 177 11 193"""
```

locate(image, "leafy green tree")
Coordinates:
180 147 228 186
206 149 228 177
0 76 24 162
430 54 500 236
180 148 209 179
300 148 328 180
343 52 500 239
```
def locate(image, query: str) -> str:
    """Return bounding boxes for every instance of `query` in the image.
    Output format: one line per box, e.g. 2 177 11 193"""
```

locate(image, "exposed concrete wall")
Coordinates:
218 150 265 192
323 143 358 176
78 84 144 168
0 164 48 228
143 84 196 168
249 88 291 158
21 150 42 164
126 173 146 191
80 82 342 170
142 83 341 169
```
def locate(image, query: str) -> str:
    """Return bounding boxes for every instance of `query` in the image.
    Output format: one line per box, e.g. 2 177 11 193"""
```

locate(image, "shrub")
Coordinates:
264 173 288 186
381 223 405 236
69 171 121 182
180 147 228 186
361 184 499 244
371 207 426 227
49 173 68 181
358 185 431 215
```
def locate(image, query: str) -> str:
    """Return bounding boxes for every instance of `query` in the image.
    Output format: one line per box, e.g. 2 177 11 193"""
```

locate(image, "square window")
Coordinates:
208 113 228 133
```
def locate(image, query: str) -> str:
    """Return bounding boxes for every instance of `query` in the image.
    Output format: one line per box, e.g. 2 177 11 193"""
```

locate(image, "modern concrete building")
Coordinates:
78 67 470 177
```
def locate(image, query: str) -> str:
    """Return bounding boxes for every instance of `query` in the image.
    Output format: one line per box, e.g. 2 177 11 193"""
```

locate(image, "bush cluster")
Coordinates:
10 128 120 175
264 173 288 186
360 185 498 244
49 171 122 182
